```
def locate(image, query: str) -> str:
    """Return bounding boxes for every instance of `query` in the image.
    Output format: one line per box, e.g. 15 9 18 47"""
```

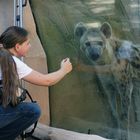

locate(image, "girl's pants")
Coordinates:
0 102 41 140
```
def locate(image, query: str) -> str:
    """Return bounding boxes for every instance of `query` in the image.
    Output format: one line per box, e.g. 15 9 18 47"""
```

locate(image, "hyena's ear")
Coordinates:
100 22 112 39
74 22 87 39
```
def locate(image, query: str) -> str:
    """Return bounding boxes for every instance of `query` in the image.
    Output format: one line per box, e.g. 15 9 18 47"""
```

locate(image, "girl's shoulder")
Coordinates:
12 56 33 79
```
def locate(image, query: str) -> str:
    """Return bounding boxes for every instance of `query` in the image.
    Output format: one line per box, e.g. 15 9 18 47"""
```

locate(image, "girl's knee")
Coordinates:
30 103 41 118
18 102 41 119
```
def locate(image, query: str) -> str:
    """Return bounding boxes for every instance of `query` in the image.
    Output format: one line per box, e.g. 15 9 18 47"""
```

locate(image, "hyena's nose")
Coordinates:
87 47 100 61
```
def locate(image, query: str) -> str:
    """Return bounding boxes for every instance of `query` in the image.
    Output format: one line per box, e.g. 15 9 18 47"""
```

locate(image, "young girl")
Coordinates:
0 26 72 140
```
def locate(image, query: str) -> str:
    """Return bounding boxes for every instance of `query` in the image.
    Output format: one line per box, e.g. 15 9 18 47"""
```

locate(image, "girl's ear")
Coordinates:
15 43 20 51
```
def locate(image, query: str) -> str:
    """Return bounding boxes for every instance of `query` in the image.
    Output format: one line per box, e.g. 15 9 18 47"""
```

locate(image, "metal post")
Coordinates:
19 0 23 27
14 0 16 26
14 0 27 27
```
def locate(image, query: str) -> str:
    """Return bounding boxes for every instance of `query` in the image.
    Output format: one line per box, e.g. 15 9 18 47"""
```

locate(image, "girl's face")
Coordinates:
15 39 31 57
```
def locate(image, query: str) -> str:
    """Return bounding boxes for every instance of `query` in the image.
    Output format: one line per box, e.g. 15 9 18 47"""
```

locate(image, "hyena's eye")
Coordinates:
98 41 103 46
85 41 90 47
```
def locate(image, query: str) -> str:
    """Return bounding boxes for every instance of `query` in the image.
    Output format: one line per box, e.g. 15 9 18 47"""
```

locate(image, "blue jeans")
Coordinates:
0 102 41 140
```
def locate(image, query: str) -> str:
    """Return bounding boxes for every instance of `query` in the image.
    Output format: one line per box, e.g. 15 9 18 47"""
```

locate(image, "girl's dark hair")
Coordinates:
0 26 28 107
0 26 28 49
0 46 18 107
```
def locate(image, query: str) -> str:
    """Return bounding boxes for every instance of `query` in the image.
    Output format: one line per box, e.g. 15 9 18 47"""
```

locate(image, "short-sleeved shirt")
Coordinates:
0 56 32 80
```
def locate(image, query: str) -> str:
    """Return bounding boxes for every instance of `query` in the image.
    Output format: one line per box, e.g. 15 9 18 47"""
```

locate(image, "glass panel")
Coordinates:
30 0 140 139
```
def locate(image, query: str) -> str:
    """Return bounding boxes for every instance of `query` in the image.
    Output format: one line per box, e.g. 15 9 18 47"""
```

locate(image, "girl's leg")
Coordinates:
0 102 41 140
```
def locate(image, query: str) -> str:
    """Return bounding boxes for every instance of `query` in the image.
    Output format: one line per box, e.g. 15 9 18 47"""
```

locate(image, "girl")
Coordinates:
0 26 72 140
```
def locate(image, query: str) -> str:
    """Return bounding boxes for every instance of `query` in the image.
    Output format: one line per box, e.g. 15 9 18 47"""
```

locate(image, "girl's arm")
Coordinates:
23 58 72 86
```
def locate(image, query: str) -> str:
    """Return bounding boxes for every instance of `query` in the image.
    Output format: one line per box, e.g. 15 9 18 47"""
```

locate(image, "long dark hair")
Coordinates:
0 46 18 107
0 26 28 107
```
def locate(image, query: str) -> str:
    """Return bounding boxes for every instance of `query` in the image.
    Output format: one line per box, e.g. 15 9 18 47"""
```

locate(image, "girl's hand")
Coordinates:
60 58 72 74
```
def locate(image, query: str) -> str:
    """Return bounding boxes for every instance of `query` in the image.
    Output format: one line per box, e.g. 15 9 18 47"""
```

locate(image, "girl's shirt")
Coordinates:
13 56 33 79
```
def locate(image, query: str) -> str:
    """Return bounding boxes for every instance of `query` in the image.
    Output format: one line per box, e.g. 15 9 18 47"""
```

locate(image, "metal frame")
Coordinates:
14 0 27 27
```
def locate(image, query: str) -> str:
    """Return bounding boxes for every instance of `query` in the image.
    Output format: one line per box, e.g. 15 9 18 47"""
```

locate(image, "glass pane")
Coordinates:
30 0 140 139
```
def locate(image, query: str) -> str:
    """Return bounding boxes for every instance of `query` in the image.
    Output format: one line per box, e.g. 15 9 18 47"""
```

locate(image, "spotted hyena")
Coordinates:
74 21 140 139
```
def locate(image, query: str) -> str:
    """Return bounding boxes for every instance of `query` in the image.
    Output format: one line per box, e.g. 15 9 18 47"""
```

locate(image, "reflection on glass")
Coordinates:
30 0 140 139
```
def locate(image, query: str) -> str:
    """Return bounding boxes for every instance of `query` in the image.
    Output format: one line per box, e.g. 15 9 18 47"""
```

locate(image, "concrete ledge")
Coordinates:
28 123 110 140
